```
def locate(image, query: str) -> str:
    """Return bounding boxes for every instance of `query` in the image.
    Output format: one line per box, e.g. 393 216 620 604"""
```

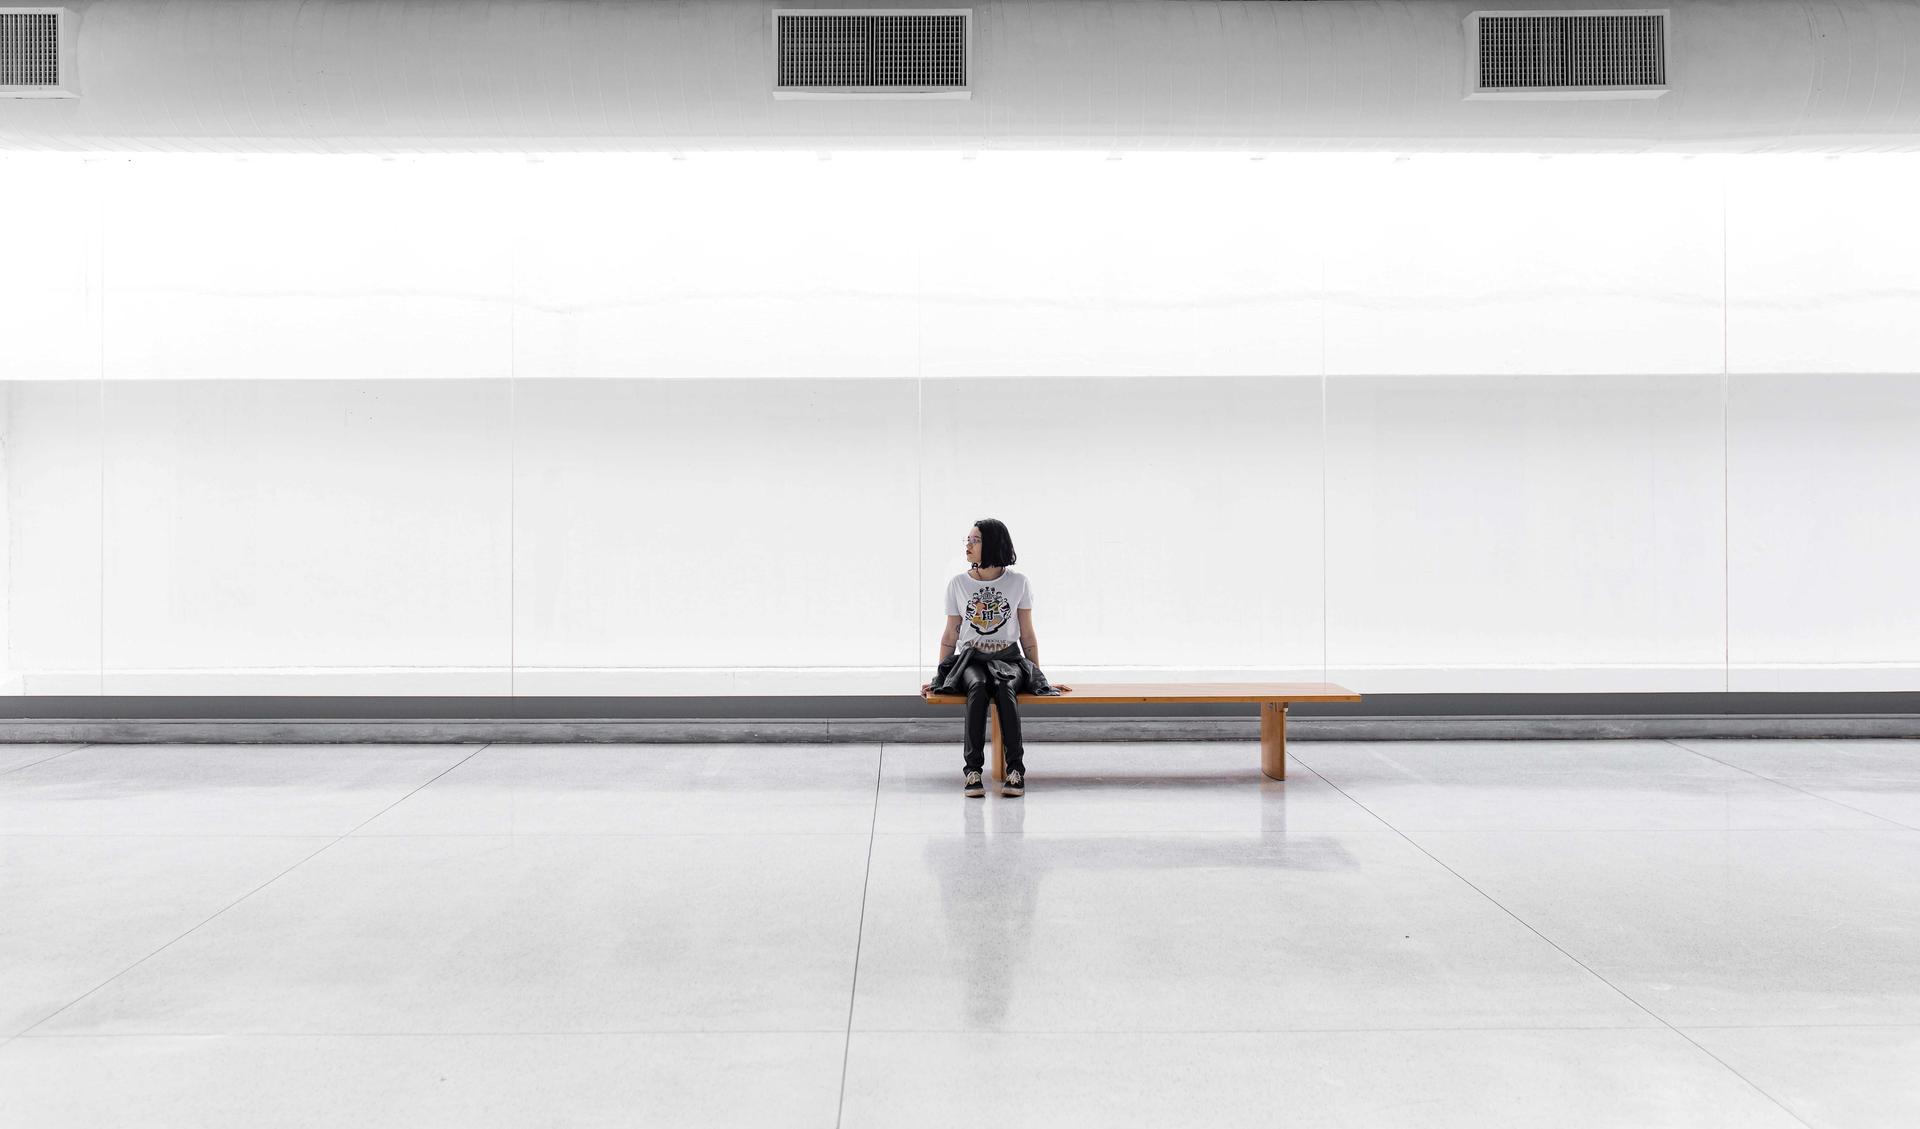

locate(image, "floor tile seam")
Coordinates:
0 833 350 840
866 825 1908 837
1293 747 1914 836
341 831 884 840
1296 774 1913 793
5 825 1900 841
6 742 498 1045
0 743 96 778
870 825 1414 834
834 742 885 1129
847 1022 1920 1036
1677 1022 1920 1030
0 830 897 841
1661 738 1918 832
1 1024 1723 1042
30 1023 1902 1037
1263 754 1658 1006
1289 755 1819 1128
1252 754 1394 832
0 1024 1764 1042
1314 825 1917 835
14 1018 1918 1037
1662 735 1889 791
843 1024 1687 1036
7 1029 855 1039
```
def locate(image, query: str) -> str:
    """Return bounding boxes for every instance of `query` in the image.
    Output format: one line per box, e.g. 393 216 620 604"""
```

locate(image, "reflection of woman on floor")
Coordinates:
925 801 1040 1027
922 519 1069 798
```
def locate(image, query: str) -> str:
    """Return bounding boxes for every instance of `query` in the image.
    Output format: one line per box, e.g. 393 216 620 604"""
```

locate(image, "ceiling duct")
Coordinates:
1471 10 1668 98
775 11 969 97
0 7 70 96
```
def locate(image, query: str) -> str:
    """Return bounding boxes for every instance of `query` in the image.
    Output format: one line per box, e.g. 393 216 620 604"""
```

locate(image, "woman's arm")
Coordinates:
923 615 965 694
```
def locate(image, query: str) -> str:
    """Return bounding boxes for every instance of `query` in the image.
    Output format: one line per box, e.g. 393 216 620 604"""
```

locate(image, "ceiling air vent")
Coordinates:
774 10 969 99
1 7 74 97
1466 10 1669 100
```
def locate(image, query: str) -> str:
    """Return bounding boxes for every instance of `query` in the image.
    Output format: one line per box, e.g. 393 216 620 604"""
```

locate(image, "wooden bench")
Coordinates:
921 682 1362 782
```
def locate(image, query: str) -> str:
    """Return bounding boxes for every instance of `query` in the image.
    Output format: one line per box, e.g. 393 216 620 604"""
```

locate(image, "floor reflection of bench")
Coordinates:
921 682 1363 783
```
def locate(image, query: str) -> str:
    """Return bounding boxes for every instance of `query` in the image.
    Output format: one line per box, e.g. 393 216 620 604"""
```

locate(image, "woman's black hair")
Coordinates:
973 518 1018 568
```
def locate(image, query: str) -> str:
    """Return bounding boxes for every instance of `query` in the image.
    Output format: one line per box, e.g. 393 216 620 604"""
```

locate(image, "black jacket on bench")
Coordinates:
930 641 1064 699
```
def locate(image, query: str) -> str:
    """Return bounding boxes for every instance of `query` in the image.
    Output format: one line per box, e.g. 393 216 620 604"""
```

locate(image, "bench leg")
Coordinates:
990 703 1007 781
1260 702 1287 780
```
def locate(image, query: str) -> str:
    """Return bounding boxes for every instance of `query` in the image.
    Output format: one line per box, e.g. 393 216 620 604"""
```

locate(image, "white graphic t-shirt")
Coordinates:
946 568 1032 655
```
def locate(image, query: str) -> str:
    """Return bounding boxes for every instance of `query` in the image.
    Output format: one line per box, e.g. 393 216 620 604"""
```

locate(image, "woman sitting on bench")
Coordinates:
921 518 1069 798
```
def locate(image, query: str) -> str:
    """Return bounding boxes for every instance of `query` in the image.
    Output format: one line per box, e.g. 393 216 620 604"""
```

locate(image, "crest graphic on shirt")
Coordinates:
965 587 1011 638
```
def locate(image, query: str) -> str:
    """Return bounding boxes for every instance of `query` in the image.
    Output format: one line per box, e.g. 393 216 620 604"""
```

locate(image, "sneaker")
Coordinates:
1001 769 1025 797
963 770 985 797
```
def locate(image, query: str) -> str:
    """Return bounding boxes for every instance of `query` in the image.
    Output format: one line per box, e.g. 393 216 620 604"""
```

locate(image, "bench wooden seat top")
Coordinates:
922 681 1361 782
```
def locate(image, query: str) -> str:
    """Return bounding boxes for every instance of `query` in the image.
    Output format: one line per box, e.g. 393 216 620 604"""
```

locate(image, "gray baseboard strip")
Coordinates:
4 714 1917 744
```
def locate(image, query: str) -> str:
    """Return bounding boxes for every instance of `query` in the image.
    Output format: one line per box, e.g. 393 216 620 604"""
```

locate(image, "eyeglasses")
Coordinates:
964 536 981 544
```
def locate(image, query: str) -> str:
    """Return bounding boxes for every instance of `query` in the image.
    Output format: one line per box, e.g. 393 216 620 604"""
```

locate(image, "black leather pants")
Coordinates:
959 647 1027 774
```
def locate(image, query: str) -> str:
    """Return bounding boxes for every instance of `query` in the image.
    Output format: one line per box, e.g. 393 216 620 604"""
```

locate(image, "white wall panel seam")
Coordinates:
1728 158 1743 691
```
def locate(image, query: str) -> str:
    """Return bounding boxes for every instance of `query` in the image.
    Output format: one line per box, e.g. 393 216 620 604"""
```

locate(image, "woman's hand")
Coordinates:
1054 684 1072 693
921 681 935 695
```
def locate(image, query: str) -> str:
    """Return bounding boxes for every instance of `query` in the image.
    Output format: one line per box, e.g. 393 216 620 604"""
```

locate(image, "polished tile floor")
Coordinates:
2 737 1917 1128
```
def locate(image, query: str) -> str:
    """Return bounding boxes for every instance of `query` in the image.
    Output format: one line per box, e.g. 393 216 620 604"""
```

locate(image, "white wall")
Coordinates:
3 151 1918 696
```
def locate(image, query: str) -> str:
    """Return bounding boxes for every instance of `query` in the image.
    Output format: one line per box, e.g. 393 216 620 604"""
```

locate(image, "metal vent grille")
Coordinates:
1478 13 1665 90
777 13 966 90
0 11 60 86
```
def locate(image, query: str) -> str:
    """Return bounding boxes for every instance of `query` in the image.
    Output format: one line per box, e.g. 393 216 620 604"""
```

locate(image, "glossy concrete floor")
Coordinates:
2 737 1917 1129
